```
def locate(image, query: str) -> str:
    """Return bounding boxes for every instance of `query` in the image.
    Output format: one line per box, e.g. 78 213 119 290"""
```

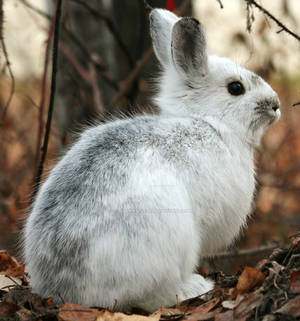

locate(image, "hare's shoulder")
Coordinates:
53 114 221 183
77 115 210 151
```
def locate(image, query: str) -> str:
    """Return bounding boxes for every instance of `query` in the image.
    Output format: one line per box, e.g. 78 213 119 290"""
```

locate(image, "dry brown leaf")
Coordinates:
0 301 18 317
185 307 222 321
256 259 268 269
58 303 100 321
290 270 300 293
261 315 276 321
290 233 300 247
0 275 22 291
236 266 265 294
221 300 236 310
0 251 25 278
275 296 300 317
234 292 264 319
180 297 220 313
16 308 35 321
96 310 161 321
215 310 234 321
158 307 182 315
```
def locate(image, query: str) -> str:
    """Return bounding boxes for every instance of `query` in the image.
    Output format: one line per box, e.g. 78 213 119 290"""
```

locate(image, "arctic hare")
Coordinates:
24 9 280 312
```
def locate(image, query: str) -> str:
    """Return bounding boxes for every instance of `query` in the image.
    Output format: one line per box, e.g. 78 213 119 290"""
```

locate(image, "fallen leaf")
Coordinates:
290 234 300 247
0 251 25 278
290 270 300 293
96 310 161 321
256 259 268 269
16 308 35 321
159 307 182 315
185 307 222 321
58 303 100 321
221 300 236 310
236 267 265 294
0 274 22 291
3 287 44 308
234 292 264 319
275 296 300 317
262 315 276 321
179 296 220 314
215 310 234 321
0 301 18 316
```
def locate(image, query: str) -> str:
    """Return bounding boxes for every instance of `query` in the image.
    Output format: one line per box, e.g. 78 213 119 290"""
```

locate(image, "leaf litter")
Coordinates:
1 235 300 321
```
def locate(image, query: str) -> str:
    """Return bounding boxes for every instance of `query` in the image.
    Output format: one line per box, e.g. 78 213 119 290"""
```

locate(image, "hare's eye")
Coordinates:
227 81 245 96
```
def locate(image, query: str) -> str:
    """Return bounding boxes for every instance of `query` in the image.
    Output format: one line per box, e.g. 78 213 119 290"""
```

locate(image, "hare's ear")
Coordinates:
150 9 180 67
171 18 208 79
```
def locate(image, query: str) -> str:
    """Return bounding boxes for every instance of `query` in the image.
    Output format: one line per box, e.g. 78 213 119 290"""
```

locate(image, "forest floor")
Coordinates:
0 233 300 321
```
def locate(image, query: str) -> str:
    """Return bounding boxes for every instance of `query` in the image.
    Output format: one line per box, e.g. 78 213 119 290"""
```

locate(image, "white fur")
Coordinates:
24 9 280 312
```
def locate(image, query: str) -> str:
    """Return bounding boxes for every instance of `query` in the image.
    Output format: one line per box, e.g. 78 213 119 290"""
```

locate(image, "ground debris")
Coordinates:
0 236 300 321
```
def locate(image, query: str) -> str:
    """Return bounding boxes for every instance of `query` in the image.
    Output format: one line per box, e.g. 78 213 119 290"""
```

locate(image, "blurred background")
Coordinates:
0 0 299 272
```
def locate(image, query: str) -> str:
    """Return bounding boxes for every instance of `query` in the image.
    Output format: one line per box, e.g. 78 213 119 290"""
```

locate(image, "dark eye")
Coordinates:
227 81 245 96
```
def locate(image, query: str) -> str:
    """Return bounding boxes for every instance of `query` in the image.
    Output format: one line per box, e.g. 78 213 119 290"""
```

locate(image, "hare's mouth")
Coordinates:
254 99 281 122
250 99 280 133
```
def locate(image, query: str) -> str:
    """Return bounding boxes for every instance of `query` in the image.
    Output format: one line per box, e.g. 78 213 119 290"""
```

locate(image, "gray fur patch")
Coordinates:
171 17 208 79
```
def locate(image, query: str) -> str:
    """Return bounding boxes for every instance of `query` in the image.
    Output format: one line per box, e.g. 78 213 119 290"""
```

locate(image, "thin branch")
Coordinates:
70 0 134 68
19 0 119 91
109 0 191 109
63 28 119 91
292 102 300 107
245 0 300 42
59 41 105 113
19 0 51 19
0 38 15 124
88 62 104 113
59 42 91 82
109 47 153 109
143 0 153 11
0 0 3 41
33 0 62 199
216 0 224 9
33 11 55 191
211 244 284 260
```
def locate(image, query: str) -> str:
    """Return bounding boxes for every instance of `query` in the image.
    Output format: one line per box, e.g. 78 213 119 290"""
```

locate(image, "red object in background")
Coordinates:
166 0 176 11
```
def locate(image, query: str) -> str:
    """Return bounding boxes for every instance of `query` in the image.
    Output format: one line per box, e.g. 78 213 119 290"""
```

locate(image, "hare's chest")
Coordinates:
186 151 256 255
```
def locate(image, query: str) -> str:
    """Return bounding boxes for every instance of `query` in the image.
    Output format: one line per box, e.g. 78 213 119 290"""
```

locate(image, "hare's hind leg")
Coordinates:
178 274 214 302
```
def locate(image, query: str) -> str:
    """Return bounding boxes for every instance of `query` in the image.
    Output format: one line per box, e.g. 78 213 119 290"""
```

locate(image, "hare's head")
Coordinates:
150 9 280 144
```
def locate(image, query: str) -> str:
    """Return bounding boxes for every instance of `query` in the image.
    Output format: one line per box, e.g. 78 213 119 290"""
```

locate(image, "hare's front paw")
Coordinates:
178 273 214 302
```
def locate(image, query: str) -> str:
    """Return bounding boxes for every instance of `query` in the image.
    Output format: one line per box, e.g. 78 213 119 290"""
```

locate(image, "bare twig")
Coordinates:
63 29 119 91
59 42 91 82
33 11 55 190
245 0 300 42
211 244 284 260
143 0 153 11
88 62 104 113
246 1 255 32
0 38 15 124
292 102 300 107
216 0 224 9
59 42 104 112
19 0 51 19
0 0 3 40
109 47 153 109
70 0 134 68
19 0 119 91
109 0 191 109
33 0 62 199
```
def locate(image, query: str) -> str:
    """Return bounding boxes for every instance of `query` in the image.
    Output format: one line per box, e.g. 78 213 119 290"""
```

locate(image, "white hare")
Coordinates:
24 9 280 312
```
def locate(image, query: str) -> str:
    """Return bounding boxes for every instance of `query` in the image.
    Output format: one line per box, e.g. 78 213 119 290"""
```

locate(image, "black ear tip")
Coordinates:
179 17 200 25
190 17 200 25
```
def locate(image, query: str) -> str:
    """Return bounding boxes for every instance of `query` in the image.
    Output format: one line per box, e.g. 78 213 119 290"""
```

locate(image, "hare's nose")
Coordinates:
272 105 279 112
